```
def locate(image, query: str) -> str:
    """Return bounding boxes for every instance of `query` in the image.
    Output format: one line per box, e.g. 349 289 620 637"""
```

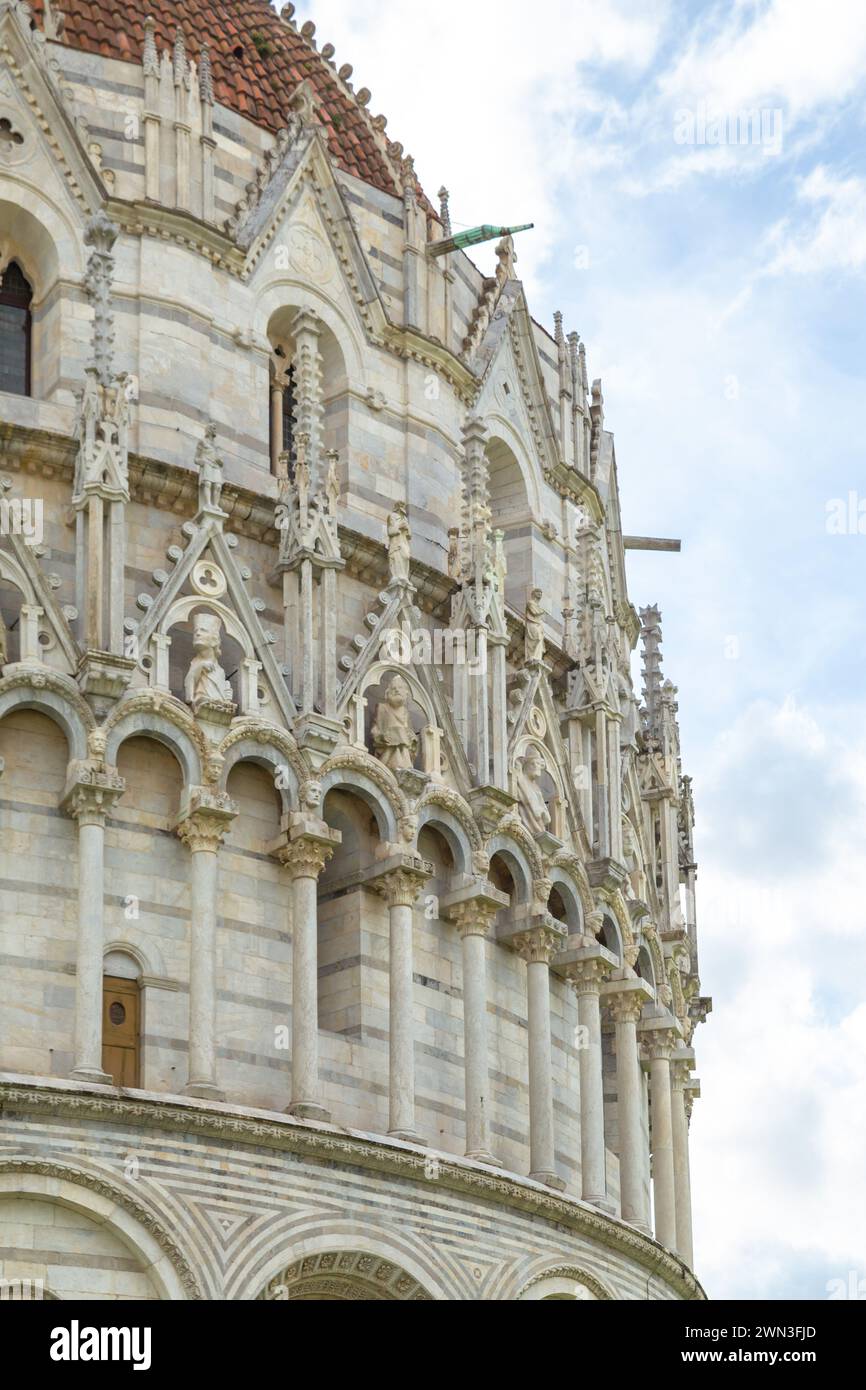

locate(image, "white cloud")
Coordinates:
658 0 866 123
763 166 866 275
692 698 866 1298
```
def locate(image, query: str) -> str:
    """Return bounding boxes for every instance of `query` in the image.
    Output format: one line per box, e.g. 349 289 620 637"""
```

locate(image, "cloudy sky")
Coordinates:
292 0 866 1298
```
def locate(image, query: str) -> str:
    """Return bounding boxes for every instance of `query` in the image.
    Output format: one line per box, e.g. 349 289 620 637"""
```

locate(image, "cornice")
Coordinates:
0 1077 706 1302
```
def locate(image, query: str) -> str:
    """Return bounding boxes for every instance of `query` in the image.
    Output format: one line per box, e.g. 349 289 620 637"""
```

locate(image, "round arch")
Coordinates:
254 284 364 384
319 765 401 844
516 1266 614 1301
0 682 90 761
415 799 478 876
218 734 301 814
485 426 541 521
0 1163 202 1300
233 1220 452 1302
486 831 536 905
161 595 255 661
598 911 624 963
547 869 584 932
104 710 203 789
104 935 167 980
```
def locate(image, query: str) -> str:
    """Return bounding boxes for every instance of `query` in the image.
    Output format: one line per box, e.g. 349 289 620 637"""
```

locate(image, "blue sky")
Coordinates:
292 0 866 1298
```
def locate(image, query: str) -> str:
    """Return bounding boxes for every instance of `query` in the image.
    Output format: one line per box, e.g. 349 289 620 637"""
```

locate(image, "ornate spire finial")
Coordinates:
199 42 214 104
143 15 158 76
83 210 120 386
173 29 188 86
438 187 451 236
640 605 665 743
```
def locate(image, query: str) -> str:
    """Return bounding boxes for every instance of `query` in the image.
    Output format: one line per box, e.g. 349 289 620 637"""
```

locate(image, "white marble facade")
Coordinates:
0 0 710 1300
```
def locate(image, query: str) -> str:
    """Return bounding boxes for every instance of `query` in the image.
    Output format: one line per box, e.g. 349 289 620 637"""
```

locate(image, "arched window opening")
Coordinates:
270 347 296 477
0 260 32 397
102 974 141 1087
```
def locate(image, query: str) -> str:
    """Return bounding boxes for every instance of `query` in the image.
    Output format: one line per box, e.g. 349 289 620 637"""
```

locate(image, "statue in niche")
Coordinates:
371 674 418 771
525 589 546 664
622 816 645 899
515 746 551 836
195 424 225 514
618 666 640 749
447 528 461 581
493 529 507 595
185 612 233 708
325 451 340 516
387 502 412 585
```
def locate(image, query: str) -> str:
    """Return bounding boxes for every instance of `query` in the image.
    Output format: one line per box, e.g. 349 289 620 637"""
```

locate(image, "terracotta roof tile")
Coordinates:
33 0 414 204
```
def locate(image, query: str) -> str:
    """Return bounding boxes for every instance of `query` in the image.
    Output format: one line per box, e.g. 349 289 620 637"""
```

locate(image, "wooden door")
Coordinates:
102 976 140 1088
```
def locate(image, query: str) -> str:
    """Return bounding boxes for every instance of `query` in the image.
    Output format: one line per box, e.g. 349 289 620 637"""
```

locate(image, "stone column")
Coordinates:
645 1028 678 1251
672 1055 695 1266
371 858 432 1143
63 765 126 1085
276 819 341 1121
489 637 509 790
444 891 504 1164
564 944 615 1206
514 920 566 1189
603 981 652 1231
176 790 237 1101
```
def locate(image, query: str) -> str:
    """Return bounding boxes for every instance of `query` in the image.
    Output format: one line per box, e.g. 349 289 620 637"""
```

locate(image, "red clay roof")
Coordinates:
32 0 407 202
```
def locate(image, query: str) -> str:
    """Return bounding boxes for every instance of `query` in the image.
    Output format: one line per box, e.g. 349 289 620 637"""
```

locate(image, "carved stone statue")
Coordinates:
325 451 340 516
447 528 461 581
387 502 412 585
622 816 643 898
525 589 546 664
515 746 551 836
196 424 225 514
184 612 233 708
493 529 507 595
371 674 418 771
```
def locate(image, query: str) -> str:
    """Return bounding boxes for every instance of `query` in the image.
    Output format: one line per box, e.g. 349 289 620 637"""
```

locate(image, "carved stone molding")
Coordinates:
0 1081 706 1301
0 1156 204 1300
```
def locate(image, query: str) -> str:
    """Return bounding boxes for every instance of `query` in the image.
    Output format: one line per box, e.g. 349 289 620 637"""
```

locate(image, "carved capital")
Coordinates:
62 762 126 826
370 857 432 909
604 989 647 1026
643 1027 679 1063
441 879 509 940
448 899 500 941
567 954 615 996
275 819 341 881
176 787 237 853
513 919 566 966
672 1059 693 1091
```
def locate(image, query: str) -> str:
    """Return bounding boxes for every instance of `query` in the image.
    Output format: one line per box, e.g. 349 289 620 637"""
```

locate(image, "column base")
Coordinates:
466 1149 501 1167
585 1193 616 1215
625 1218 653 1236
184 1082 226 1102
288 1101 331 1123
530 1170 567 1191
388 1129 426 1146
69 1067 114 1087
